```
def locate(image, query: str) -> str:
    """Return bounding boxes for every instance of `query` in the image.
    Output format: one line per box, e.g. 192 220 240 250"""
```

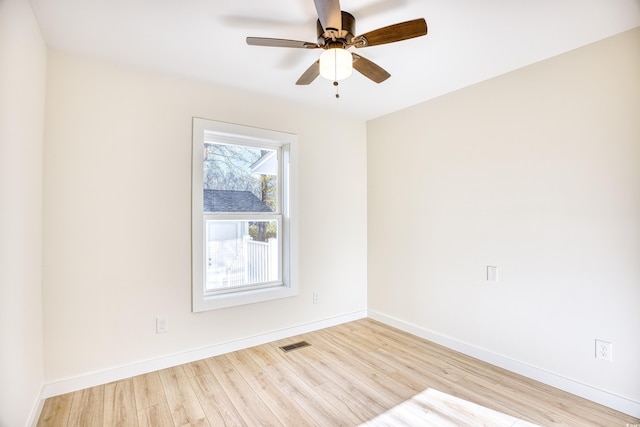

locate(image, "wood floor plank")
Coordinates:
132 371 167 410
188 373 246 426
182 359 212 378
243 343 282 368
246 375 317 426
313 380 378 424
373 336 467 383
317 349 416 403
37 318 640 427
104 378 138 427
37 392 73 427
445 371 530 419
227 351 313 426
268 345 330 388
310 332 400 389
137 403 174 427
328 322 382 352
67 385 104 427
357 320 478 375
158 366 209 427
311 356 397 411
262 360 348 426
369 346 459 395
360 319 470 364
224 348 268 384
205 354 282 426
313 329 398 376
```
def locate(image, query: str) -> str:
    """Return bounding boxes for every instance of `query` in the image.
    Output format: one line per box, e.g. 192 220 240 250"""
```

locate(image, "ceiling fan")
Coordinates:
246 0 428 88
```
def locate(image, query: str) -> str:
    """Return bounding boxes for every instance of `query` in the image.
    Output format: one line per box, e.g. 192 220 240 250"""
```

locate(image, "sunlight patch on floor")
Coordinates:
361 388 541 427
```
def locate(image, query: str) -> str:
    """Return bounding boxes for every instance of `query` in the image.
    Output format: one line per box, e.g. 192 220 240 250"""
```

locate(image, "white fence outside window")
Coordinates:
207 236 278 289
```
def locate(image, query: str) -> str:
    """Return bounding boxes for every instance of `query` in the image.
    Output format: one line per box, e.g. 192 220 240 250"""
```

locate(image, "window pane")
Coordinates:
205 220 280 291
203 143 277 213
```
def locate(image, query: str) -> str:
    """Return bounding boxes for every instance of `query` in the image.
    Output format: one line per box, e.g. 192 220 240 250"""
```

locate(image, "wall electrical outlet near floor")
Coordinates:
595 339 612 361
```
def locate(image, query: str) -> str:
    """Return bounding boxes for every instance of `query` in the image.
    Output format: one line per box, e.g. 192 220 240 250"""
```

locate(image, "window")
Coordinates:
192 118 297 311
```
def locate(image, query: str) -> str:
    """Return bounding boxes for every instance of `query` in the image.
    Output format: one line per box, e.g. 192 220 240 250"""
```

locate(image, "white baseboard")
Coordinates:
40 310 367 400
368 309 640 418
27 388 46 427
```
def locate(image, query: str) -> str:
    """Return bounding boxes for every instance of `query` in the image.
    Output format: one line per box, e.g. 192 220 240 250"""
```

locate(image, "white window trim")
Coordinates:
192 118 298 312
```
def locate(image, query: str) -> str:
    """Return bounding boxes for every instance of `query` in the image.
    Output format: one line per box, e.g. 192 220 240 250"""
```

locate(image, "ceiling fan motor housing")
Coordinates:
317 11 355 47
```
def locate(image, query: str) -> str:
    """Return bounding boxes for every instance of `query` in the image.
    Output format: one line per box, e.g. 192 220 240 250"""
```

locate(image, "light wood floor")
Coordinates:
38 318 638 426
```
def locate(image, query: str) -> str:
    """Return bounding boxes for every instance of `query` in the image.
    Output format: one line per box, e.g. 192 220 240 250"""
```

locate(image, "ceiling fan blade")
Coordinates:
352 53 390 83
296 60 320 85
352 18 427 47
314 0 342 31
247 37 319 49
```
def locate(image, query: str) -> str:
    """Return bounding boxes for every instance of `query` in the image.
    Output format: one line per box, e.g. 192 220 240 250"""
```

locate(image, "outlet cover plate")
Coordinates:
156 316 169 334
595 339 612 361
487 266 498 282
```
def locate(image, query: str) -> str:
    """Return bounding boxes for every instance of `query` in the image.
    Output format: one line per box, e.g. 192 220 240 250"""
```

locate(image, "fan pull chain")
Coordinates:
333 50 340 98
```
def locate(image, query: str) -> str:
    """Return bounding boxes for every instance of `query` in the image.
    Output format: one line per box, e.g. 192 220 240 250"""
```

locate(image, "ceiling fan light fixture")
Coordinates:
319 48 352 81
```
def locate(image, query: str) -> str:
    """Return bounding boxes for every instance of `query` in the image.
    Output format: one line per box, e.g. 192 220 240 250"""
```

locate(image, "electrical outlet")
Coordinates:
313 291 320 304
156 316 168 334
595 339 612 361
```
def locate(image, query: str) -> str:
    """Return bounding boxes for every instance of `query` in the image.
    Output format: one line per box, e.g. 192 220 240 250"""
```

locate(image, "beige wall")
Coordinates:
0 0 47 424
42 50 368 382
368 27 640 407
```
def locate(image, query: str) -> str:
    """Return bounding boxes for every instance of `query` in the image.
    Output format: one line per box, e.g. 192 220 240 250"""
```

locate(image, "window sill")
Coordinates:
192 284 298 312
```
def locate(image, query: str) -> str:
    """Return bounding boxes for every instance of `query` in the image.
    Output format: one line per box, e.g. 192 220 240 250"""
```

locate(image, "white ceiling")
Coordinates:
30 0 640 120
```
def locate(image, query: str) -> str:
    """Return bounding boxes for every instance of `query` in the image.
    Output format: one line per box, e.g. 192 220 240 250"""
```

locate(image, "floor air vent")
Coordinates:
279 341 310 352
